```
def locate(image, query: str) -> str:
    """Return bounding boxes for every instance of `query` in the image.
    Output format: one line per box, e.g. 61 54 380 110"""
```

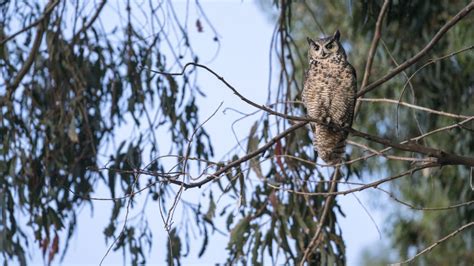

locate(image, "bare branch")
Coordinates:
0 0 60 45
348 128 474 167
72 0 107 41
340 117 473 167
347 140 435 162
358 98 472 119
357 1 474 97
300 167 341 265
142 63 306 123
392 221 474 265
360 0 391 91
377 187 474 211
100 170 141 266
269 163 437 196
398 44 474 101
184 102 223 181
6 0 59 97
144 63 474 170
171 121 307 189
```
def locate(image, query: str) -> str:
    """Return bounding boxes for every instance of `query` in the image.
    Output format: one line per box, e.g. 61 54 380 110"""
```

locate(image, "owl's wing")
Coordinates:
302 68 309 104
348 63 357 92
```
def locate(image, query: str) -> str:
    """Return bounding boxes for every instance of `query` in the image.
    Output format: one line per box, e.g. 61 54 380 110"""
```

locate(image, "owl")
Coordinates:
302 30 357 164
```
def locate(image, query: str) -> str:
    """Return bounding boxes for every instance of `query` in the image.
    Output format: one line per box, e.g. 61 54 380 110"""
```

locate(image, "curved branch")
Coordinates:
358 98 473 119
144 63 474 169
360 0 391 90
300 167 341 265
7 0 58 98
357 1 474 97
169 121 307 189
268 163 437 196
348 128 474 167
72 0 107 41
392 221 474 265
0 0 59 45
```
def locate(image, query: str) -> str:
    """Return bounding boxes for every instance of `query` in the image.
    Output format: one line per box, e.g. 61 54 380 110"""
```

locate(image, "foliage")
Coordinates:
1 0 473 265
268 0 474 264
0 1 215 264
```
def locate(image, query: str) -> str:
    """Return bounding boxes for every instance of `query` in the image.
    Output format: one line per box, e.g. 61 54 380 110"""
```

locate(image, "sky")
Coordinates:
25 1 387 265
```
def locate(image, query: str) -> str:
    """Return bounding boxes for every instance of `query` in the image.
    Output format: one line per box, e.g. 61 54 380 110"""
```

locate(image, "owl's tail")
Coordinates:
312 124 347 165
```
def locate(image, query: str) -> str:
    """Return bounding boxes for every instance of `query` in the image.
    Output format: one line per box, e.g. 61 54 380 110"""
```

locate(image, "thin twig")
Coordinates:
263 177 474 211
184 102 223 181
342 116 474 167
300 167 341 265
380 38 423 139
353 0 391 117
358 98 472 119
377 187 474 211
360 0 391 91
398 44 474 102
99 170 141 266
391 221 474 265
351 190 382 239
0 0 60 45
72 0 107 41
7 0 58 98
177 121 307 189
347 140 435 162
268 163 437 197
357 2 474 97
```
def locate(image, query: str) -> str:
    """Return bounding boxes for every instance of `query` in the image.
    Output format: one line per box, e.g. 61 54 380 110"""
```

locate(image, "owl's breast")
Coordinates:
303 60 357 119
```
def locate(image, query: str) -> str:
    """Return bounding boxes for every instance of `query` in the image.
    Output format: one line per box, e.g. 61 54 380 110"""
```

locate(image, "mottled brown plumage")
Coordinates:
302 30 357 164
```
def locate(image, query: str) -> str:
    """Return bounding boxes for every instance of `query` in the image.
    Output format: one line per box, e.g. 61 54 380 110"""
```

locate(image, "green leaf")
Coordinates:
247 122 264 179
204 192 216 222
227 218 250 253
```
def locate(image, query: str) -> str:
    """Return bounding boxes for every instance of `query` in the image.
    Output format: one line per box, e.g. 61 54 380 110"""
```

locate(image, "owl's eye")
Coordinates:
314 44 320 51
325 42 335 49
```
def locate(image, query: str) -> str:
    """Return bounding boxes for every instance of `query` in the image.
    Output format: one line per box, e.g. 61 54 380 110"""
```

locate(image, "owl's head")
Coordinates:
307 30 346 62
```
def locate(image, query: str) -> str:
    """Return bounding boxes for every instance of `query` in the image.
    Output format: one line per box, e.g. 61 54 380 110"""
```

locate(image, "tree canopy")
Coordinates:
1 0 473 265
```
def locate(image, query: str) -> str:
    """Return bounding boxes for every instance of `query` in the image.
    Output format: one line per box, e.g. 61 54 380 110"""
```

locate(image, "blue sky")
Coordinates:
23 1 387 265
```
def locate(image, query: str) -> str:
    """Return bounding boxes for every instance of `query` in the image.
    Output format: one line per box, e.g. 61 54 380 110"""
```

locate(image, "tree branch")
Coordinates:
392 221 474 265
300 167 341 265
268 163 437 196
358 98 472 119
72 0 107 42
166 121 307 189
360 0 391 91
357 1 474 97
6 0 58 98
144 63 474 172
348 128 474 167
0 0 59 45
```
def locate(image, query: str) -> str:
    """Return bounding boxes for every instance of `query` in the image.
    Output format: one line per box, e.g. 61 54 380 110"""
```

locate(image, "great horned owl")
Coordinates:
302 30 357 164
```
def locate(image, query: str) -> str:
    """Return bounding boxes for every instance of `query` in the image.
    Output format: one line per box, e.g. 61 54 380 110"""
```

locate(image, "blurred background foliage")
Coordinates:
1 0 473 265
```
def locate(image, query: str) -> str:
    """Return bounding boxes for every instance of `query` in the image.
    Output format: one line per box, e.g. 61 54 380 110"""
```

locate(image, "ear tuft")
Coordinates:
306 37 314 46
333 30 340 41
